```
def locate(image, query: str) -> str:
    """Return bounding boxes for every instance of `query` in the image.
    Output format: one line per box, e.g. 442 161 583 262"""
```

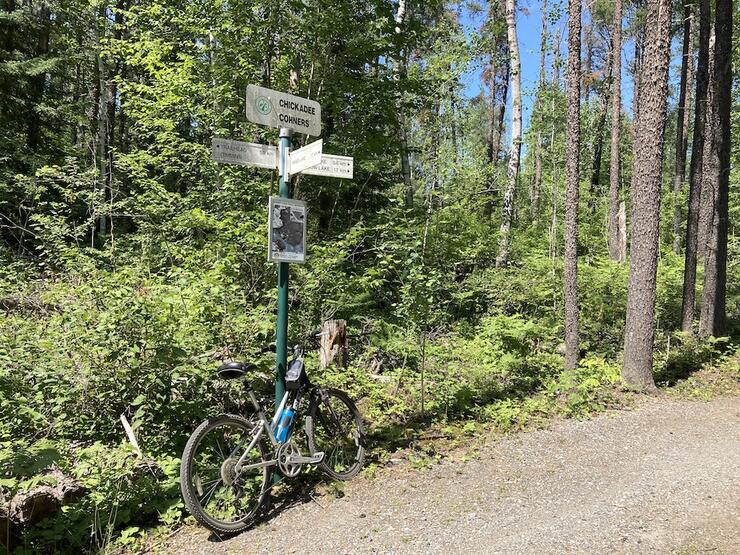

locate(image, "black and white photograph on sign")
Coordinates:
268 197 306 263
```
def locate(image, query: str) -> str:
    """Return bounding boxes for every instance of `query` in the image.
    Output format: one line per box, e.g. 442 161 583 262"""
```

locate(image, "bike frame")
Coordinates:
233 389 287 473
232 338 329 475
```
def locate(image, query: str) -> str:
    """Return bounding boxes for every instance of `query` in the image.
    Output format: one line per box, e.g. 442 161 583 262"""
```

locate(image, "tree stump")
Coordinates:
8 470 85 528
319 320 348 370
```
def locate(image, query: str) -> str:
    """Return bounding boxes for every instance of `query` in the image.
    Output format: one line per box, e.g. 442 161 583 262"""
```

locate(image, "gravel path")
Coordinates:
163 396 740 554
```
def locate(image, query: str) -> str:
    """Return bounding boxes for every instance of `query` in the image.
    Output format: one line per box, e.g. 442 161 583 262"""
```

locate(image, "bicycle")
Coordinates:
179 332 366 534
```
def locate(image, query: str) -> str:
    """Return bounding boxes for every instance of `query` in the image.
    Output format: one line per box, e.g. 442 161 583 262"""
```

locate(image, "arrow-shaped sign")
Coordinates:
303 154 354 179
212 138 278 169
289 139 323 175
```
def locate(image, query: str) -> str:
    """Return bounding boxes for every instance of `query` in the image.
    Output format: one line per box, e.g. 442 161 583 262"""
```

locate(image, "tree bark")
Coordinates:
496 0 522 268
319 320 348 369
622 0 672 391
680 0 710 332
698 28 717 262
608 0 625 262
672 1 695 253
698 0 731 338
563 0 581 371
631 3 646 136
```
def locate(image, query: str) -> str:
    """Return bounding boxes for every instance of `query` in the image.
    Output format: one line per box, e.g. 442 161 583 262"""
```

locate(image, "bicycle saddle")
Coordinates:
217 361 256 380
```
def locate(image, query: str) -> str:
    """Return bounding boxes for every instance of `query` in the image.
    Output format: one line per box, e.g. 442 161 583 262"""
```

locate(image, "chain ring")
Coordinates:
277 441 302 478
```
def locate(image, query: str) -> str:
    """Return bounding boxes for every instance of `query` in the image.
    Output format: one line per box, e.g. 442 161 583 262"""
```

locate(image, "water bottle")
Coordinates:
275 407 296 443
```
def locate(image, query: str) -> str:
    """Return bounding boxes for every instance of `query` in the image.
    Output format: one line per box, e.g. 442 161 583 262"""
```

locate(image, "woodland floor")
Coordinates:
157 395 740 555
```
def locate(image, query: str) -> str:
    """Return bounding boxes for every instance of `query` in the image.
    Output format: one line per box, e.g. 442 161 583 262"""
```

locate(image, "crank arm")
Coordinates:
285 452 324 465
237 459 278 472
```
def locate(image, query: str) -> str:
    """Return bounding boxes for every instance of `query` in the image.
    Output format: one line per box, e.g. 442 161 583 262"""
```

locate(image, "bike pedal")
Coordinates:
286 452 324 465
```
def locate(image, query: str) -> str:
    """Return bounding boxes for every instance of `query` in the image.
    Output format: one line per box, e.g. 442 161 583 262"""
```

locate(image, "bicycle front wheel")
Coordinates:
180 414 271 534
306 388 365 480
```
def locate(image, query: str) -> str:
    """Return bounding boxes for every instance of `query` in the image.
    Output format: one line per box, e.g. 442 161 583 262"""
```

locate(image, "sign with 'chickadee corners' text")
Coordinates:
246 84 321 137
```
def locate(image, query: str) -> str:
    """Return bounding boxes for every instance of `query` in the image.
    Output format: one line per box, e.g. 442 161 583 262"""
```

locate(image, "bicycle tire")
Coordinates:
305 388 365 480
180 414 271 534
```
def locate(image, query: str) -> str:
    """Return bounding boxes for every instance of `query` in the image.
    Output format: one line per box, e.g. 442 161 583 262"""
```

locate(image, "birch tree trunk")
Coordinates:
622 0 673 391
563 0 581 371
495 0 522 268
607 0 625 262
680 0 711 333
671 0 695 253
698 0 732 338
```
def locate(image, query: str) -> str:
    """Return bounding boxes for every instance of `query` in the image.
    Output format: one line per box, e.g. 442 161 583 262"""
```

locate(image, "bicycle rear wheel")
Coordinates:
306 388 365 480
180 414 271 534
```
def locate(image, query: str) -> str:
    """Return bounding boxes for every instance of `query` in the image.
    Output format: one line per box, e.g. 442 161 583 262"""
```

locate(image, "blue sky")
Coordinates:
456 1 671 140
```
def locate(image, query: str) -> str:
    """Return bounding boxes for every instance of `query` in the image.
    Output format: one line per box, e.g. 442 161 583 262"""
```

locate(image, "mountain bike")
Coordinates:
180 332 365 534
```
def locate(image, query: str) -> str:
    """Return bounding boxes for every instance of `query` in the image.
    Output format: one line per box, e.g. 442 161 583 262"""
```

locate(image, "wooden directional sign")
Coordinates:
289 139 323 175
212 138 277 169
303 154 354 179
246 84 321 136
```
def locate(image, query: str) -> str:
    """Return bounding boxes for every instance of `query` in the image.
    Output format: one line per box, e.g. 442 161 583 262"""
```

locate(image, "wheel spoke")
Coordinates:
310 390 364 479
199 479 223 507
183 417 269 528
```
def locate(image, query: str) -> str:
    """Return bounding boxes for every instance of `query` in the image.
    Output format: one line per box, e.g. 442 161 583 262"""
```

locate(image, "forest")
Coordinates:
0 0 738 552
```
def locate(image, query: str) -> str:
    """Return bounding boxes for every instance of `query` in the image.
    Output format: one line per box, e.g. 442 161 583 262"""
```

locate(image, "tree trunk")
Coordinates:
583 22 593 101
95 6 108 237
563 0 581 371
492 61 510 162
587 65 611 213
680 0 711 332
394 1 413 207
698 28 717 261
553 26 563 87
622 0 672 391
631 4 645 135
495 0 522 268
608 0 625 262
319 320 348 369
672 0 695 253
698 0 731 338
531 0 548 222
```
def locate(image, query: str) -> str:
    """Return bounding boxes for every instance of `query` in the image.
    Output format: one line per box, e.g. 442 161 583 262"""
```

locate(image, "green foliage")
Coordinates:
1 0 739 552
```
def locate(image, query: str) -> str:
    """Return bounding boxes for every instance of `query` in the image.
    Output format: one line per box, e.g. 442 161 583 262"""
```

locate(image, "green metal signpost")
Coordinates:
274 128 292 410
212 84 354 412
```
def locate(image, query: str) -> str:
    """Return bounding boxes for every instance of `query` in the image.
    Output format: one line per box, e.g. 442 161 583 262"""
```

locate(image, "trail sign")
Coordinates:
212 138 278 168
246 84 321 136
268 196 306 263
303 154 354 179
218 83 353 413
288 139 323 175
